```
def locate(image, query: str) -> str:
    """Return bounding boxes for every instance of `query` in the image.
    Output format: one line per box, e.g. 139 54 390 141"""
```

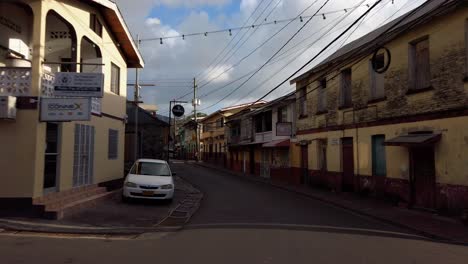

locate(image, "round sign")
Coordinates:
172 104 185 117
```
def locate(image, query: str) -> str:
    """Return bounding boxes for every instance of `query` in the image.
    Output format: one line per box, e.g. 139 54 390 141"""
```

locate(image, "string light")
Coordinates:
124 4 371 45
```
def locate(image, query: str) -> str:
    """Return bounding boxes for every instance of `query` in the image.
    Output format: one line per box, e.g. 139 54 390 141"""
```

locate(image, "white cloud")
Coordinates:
116 0 427 115
145 17 161 26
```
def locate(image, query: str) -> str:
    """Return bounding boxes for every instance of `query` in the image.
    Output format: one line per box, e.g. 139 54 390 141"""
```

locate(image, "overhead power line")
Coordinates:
194 0 270 80
199 0 332 111
137 3 372 44
197 0 280 85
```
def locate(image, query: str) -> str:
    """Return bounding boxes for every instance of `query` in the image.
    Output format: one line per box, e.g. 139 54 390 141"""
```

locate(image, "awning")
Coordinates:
262 139 290 148
384 133 441 146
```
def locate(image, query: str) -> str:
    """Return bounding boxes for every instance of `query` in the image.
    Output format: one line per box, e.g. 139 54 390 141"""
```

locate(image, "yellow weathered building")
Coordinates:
290 0 468 213
0 0 143 217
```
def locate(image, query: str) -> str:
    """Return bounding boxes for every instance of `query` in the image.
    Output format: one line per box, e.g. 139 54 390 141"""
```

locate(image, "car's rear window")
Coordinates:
130 162 171 176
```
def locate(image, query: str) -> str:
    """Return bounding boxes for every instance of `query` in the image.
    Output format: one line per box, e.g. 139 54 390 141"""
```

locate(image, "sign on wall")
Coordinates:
54 72 104 97
40 98 91 121
276 122 292 136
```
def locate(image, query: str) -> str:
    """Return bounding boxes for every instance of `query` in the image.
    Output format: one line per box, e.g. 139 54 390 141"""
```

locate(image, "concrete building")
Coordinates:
125 103 169 167
290 0 468 214
0 0 143 217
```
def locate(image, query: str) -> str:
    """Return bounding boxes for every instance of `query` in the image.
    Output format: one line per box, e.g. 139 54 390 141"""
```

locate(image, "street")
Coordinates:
1 162 468 264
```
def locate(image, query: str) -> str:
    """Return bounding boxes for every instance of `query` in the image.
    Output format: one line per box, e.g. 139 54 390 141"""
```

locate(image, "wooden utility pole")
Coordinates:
133 34 140 162
193 77 200 162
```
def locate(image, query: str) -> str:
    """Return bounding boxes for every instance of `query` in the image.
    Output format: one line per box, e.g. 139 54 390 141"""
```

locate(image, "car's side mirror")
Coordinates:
172 172 177 176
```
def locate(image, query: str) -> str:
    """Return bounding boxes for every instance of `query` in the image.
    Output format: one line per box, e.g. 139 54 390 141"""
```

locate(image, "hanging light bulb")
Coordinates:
322 14 326 20
251 25 255 28
274 20 277 24
366 4 370 8
229 29 232 36
344 9 347 12
160 38 163 45
204 32 207 36
182 34 185 40
300 16 303 22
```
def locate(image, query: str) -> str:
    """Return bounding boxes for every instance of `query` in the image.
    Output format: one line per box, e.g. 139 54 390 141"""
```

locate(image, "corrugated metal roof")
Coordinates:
290 0 458 84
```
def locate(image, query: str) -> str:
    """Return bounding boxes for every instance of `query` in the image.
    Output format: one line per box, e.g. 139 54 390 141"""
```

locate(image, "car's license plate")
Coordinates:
142 191 154 196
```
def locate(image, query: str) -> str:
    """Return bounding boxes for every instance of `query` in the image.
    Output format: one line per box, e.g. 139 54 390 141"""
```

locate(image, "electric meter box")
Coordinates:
0 96 17 119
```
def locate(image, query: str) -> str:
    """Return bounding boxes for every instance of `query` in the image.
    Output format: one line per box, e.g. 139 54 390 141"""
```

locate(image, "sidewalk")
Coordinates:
193 161 468 245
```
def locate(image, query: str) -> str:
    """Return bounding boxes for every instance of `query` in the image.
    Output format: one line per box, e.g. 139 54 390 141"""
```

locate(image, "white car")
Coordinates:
123 159 175 202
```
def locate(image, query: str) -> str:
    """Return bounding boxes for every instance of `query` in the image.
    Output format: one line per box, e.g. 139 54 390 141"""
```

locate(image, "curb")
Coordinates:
190 162 467 245
0 177 203 236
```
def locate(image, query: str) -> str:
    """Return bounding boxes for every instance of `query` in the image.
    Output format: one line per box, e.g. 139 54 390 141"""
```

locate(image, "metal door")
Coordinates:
43 123 60 193
411 146 436 209
73 124 95 187
341 138 355 191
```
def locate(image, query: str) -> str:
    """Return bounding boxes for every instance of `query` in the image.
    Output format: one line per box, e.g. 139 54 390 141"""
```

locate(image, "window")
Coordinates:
409 37 430 90
111 63 120 94
255 111 272 133
340 68 352 108
369 54 385 100
130 162 171 176
216 118 224 128
372 135 387 176
317 78 327 112
277 106 288 122
108 129 118 159
298 87 307 117
89 14 103 37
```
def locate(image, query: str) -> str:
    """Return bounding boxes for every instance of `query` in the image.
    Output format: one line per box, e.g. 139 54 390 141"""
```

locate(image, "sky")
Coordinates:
115 0 426 117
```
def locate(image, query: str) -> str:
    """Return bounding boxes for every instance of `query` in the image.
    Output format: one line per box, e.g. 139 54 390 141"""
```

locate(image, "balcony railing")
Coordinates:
255 131 272 143
0 67 32 96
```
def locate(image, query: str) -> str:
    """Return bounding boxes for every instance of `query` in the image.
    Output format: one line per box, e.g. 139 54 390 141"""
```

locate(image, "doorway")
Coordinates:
73 124 95 187
410 146 436 209
249 146 255 175
260 149 271 178
341 137 354 191
43 123 60 193
300 145 308 185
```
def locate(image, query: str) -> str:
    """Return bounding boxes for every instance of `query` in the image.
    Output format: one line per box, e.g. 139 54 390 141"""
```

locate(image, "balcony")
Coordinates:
255 131 272 143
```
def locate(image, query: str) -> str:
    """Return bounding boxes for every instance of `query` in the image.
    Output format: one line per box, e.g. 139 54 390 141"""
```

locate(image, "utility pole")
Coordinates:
193 77 200 162
133 34 140 162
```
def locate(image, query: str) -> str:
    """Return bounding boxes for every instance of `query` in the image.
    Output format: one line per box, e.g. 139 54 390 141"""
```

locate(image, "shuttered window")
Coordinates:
298 87 307 116
108 129 118 160
317 78 327 112
409 37 431 90
340 69 352 107
369 54 385 100
372 135 387 177
110 63 120 95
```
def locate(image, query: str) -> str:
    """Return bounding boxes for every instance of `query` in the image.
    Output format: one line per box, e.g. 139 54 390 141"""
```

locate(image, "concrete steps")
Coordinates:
33 185 116 220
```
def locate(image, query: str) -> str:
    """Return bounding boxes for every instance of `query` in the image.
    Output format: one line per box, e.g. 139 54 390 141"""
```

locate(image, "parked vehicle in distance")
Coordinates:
123 159 175 202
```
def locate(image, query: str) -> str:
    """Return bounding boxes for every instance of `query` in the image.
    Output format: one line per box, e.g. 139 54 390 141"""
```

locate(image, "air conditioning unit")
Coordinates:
0 96 17 119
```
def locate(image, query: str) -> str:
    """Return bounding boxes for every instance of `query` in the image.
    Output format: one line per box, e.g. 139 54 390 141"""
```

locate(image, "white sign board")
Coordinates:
54 72 104 97
40 98 91 121
330 138 340 146
276 122 292 136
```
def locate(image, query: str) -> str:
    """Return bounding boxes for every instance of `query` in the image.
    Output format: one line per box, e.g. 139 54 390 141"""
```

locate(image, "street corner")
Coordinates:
0 177 203 235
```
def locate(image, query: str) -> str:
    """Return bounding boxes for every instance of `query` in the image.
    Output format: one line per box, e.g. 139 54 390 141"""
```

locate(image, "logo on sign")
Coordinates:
172 104 185 117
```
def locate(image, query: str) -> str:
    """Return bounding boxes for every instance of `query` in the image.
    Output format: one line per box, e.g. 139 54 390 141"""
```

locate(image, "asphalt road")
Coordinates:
174 162 411 233
1 162 467 263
